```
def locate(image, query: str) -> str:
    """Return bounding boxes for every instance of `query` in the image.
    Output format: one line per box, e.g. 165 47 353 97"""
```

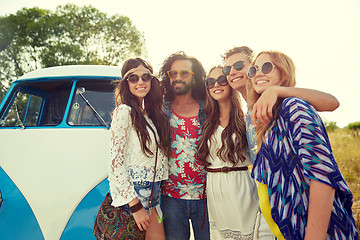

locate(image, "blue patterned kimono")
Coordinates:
251 97 358 239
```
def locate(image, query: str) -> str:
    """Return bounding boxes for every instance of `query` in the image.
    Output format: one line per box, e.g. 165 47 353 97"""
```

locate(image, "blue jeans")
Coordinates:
122 181 161 214
161 195 210 240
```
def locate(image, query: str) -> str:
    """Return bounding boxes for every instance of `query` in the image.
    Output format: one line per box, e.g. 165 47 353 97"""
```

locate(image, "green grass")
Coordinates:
328 128 360 233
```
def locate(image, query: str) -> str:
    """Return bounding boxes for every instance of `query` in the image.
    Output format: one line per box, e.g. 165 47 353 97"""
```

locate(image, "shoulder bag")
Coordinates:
94 148 158 240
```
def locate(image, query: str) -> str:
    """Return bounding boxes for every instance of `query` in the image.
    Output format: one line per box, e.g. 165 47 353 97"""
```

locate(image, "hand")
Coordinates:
251 86 280 127
132 207 151 231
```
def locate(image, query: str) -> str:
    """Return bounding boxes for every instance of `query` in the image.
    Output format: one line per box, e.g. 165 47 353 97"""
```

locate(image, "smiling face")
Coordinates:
251 53 282 94
207 67 231 102
127 64 152 102
169 59 194 95
224 52 251 92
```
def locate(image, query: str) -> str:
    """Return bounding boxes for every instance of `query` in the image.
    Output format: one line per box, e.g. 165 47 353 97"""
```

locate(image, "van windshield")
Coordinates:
67 80 115 127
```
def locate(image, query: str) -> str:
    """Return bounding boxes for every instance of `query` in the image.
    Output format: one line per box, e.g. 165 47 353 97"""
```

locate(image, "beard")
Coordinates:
170 80 194 96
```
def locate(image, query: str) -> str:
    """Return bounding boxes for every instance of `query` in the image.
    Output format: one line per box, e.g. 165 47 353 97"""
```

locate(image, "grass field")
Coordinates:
328 128 360 233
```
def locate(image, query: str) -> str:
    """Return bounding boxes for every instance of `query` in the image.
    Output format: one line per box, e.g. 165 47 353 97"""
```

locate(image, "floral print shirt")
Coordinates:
161 111 206 199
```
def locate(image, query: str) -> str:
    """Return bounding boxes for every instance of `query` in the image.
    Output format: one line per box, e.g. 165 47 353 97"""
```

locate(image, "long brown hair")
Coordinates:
198 67 249 166
159 51 206 102
114 58 170 157
247 50 296 151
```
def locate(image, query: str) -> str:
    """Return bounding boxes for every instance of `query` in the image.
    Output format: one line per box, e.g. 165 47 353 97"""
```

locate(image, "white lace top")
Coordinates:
109 104 168 207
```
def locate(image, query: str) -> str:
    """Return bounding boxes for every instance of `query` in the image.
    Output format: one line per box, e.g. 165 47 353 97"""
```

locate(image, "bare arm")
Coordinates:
129 198 151 231
251 86 340 126
273 86 339 111
304 180 335 240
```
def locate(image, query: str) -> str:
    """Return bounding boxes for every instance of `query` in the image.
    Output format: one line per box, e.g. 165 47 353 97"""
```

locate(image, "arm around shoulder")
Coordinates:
249 86 339 127
274 86 340 112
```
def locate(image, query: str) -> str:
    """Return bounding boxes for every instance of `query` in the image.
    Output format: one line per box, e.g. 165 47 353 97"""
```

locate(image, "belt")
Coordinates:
204 166 248 173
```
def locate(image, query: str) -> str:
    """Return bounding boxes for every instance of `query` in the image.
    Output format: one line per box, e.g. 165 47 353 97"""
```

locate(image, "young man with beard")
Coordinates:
159 52 210 240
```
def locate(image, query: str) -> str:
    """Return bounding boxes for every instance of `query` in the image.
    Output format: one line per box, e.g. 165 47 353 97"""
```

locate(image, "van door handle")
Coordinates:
0 190 2 207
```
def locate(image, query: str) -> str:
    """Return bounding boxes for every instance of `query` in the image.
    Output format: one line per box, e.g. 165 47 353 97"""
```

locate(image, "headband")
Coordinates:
122 66 151 80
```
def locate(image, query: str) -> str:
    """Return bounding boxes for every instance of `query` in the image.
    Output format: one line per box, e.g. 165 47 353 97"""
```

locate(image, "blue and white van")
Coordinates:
0 65 120 239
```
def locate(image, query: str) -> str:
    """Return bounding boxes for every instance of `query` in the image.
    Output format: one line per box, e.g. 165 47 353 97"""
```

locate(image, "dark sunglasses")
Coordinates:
247 62 276 79
222 61 245 76
167 70 194 80
126 72 153 84
204 75 228 89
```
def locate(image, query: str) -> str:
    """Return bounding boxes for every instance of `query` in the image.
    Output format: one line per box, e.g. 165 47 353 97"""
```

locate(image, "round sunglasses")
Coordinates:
126 72 153 84
247 62 276 79
222 61 245 76
167 70 194 80
204 75 228 89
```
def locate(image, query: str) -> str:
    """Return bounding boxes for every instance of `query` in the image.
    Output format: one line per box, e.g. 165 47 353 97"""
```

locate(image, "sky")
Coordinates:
1 0 359 127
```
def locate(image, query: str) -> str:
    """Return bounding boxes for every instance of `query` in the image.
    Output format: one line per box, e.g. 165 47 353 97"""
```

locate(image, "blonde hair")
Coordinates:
246 50 296 151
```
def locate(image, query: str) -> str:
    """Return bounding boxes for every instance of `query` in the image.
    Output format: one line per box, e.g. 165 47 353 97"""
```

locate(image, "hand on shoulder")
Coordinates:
251 86 280 126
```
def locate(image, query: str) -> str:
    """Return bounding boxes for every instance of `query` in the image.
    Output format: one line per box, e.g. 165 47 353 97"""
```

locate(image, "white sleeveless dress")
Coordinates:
206 125 274 240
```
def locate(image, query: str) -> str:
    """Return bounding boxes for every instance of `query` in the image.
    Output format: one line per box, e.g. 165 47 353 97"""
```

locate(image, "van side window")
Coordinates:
0 80 72 127
67 80 115 127
0 92 42 127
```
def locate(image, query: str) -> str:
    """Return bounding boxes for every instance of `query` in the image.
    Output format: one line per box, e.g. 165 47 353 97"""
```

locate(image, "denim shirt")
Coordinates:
245 111 257 164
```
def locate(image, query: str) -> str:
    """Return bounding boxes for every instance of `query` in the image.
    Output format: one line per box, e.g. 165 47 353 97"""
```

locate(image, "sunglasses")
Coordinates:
167 70 194 80
222 61 245 76
204 75 228 89
247 62 276 79
126 72 153 84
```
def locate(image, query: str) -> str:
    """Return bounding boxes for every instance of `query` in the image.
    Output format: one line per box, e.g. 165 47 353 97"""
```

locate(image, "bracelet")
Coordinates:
129 201 143 213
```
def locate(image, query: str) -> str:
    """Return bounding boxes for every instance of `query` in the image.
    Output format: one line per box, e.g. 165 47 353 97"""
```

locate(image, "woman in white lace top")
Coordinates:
109 58 170 239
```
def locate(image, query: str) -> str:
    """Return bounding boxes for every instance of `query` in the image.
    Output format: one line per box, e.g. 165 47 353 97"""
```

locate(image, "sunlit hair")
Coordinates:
246 50 296 151
198 67 249 166
222 46 255 63
159 51 206 102
114 58 170 157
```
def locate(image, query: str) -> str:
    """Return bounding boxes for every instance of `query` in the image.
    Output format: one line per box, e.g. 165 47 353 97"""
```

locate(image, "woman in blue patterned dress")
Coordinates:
246 50 358 239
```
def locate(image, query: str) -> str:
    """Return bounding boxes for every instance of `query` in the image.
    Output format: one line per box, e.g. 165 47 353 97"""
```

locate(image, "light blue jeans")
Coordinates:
122 181 161 214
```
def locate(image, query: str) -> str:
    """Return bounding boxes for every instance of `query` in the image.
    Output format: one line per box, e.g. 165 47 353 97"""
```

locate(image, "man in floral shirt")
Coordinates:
159 52 209 240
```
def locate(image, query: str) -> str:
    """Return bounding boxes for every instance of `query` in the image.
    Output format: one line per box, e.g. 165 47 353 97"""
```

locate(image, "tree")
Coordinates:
347 121 360 131
324 121 339 132
347 121 360 137
0 4 146 101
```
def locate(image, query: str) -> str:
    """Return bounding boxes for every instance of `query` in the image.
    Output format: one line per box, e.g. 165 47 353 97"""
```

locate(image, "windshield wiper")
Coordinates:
76 87 110 129
14 101 26 129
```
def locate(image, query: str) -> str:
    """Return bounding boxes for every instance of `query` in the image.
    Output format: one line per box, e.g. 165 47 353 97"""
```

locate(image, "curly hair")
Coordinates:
198 67 249 166
159 51 206 102
114 58 170 157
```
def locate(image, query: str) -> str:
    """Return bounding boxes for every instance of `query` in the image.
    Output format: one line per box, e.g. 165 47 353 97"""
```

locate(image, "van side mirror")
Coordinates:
0 190 2 207
76 87 86 94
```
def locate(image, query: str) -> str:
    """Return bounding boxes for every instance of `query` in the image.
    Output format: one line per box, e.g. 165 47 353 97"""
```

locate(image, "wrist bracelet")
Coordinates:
130 201 143 213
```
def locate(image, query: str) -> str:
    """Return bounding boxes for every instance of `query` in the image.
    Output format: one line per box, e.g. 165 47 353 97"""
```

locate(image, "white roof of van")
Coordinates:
18 65 121 80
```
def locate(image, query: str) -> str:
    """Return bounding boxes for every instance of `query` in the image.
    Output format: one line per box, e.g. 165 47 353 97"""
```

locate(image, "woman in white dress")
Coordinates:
197 67 274 240
109 58 170 239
